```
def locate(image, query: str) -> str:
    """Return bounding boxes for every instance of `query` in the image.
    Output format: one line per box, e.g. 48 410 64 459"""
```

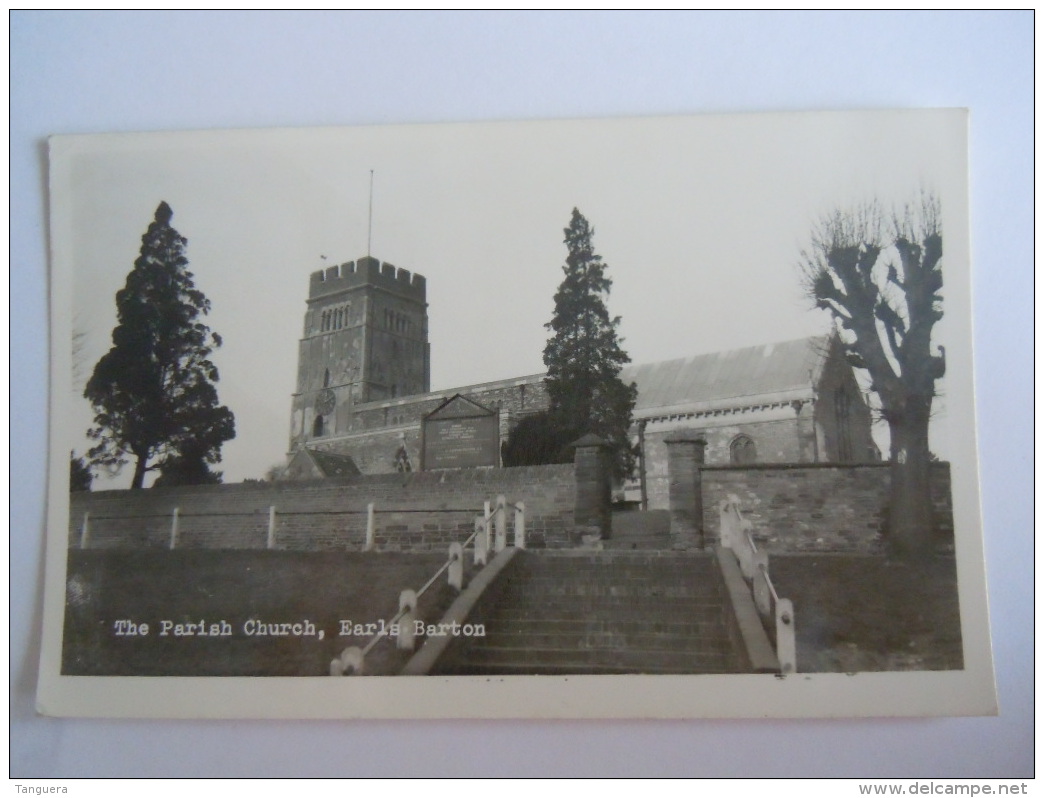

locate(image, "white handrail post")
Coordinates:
753 551 771 617
80 511 90 549
514 502 526 549
474 517 488 566
739 521 755 579
776 598 797 674
397 589 418 651
483 500 492 552
494 494 507 552
331 646 364 676
719 496 738 549
267 505 277 549
365 502 376 551
448 542 464 590
169 507 179 550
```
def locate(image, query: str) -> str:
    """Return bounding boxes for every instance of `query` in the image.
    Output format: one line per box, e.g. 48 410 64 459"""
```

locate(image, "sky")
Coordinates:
52 110 968 486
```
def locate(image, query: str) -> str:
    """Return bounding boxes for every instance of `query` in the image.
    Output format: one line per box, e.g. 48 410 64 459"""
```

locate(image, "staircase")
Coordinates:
603 509 671 550
448 550 738 675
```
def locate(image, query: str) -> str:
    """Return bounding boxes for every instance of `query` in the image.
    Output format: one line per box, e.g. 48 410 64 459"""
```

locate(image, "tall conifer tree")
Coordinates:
85 202 235 489
543 208 637 479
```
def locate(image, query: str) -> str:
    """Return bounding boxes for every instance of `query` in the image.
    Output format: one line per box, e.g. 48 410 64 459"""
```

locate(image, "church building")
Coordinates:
283 256 877 507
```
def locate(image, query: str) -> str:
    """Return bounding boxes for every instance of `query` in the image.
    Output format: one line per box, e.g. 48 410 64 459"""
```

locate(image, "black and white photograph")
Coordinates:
38 110 995 719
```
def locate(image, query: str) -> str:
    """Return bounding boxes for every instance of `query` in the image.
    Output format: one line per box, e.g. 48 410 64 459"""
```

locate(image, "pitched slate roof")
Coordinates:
425 393 496 420
308 449 361 478
620 336 831 416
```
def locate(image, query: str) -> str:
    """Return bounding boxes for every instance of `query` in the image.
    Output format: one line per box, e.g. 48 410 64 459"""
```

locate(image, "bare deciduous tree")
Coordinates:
803 194 944 558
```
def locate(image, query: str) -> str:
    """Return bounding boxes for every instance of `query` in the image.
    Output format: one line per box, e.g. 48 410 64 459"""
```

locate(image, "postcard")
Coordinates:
38 110 996 718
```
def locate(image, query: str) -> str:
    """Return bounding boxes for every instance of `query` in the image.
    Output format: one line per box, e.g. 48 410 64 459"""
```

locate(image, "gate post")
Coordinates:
664 432 707 550
572 434 612 541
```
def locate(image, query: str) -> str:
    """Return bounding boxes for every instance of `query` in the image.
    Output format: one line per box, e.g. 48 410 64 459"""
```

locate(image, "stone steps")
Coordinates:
456 644 730 675
448 549 738 675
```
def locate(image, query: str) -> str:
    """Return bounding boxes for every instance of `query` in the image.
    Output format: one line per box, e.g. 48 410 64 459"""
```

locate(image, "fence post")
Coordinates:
474 517 488 566
514 502 526 549
365 502 375 551
397 589 418 651
776 598 797 674
80 511 90 549
494 495 507 552
448 542 464 590
267 506 277 549
169 507 179 550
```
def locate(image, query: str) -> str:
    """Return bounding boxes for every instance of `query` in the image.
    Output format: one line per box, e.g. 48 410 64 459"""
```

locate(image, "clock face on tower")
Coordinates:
315 388 336 416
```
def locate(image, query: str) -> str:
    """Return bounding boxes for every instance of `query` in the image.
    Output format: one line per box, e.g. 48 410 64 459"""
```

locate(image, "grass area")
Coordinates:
769 554 963 672
63 549 471 676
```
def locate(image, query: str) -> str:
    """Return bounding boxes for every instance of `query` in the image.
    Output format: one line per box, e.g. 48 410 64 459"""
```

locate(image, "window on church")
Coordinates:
313 415 325 438
730 435 756 464
323 369 330 388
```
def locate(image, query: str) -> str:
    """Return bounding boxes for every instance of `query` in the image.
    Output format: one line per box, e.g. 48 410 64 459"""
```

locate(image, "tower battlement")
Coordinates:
309 255 426 300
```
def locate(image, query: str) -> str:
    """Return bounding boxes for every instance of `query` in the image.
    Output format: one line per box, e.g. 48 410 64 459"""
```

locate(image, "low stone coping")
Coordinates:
400 547 519 675
524 549 711 559
699 461 950 471
714 546 780 673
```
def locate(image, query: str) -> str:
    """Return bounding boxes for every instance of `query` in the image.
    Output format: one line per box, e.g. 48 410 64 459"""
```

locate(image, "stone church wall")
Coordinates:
69 464 577 552
305 376 550 474
641 413 818 509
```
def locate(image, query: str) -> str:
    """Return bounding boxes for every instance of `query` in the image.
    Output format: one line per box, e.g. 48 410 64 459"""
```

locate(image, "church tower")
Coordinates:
288 256 429 452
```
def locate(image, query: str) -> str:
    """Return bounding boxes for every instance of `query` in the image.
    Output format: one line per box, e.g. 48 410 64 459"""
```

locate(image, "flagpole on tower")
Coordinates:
367 169 374 258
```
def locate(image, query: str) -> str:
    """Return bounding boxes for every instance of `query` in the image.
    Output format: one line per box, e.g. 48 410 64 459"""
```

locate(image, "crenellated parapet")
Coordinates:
309 255 427 301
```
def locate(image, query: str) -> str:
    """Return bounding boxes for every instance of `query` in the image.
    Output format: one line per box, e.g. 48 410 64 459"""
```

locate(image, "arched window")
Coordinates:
313 415 325 438
730 435 756 464
323 369 330 388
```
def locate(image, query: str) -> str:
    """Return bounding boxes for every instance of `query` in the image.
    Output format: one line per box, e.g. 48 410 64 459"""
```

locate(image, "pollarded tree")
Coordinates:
85 202 235 489
543 208 638 480
803 195 944 558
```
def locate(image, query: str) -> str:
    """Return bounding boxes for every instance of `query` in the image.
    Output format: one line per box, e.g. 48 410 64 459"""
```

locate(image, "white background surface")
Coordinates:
10 11 1033 777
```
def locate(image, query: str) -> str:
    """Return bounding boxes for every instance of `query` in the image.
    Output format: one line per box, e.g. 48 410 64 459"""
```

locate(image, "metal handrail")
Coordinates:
721 497 796 673
351 499 510 662
745 528 782 605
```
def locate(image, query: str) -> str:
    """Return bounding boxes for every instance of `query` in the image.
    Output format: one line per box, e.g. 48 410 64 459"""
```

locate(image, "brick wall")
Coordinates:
698 462 953 553
70 464 577 552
